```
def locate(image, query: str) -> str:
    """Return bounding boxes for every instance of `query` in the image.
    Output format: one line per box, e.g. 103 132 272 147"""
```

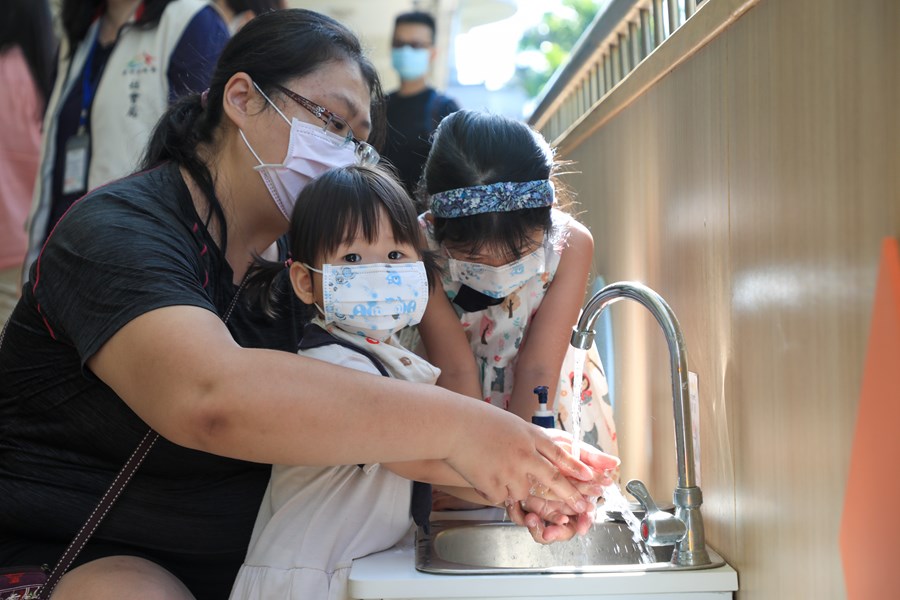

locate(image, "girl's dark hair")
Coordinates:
61 0 177 53
247 164 434 317
1 0 56 102
141 8 385 276
421 109 562 260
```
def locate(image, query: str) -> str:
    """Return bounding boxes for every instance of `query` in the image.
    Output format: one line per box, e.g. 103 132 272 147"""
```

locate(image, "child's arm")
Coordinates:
417 277 482 399
508 219 595 422
384 459 470 487
433 485 498 507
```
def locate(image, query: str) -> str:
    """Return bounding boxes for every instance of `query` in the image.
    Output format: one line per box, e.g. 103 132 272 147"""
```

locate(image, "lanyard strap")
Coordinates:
78 30 101 132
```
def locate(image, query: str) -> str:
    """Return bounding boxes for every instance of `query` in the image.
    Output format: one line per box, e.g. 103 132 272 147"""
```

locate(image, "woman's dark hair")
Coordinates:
0 0 56 102
61 0 178 53
141 8 385 275
422 109 561 260
247 164 434 317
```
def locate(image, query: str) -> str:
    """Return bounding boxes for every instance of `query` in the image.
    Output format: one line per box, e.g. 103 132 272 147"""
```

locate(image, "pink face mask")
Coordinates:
239 86 358 221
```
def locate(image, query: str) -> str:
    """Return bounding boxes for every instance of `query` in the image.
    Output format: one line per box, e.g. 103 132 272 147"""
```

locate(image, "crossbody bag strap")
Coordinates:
1 316 153 599
35 270 252 598
38 429 159 599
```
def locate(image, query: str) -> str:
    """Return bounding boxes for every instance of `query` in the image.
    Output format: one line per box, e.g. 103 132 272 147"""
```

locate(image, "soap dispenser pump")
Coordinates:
531 385 555 428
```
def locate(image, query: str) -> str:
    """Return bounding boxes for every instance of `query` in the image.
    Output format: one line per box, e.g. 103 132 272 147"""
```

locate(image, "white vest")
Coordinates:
25 0 213 274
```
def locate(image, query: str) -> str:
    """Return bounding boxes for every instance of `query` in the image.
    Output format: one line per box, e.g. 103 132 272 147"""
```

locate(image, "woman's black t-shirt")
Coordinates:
0 162 304 592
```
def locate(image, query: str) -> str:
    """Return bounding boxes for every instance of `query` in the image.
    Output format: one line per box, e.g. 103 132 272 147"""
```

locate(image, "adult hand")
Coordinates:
540 429 620 489
443 407 598 513
504 433 621 544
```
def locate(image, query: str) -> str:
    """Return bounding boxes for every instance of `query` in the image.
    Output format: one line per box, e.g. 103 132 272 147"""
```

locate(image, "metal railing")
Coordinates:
528 0 706 141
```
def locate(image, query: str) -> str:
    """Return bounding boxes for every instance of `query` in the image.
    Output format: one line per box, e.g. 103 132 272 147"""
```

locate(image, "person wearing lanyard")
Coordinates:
57 33 104 210
22 0 228 283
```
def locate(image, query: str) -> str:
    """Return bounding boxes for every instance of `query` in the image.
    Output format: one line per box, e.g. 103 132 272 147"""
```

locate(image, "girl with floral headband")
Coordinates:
419 110 618 473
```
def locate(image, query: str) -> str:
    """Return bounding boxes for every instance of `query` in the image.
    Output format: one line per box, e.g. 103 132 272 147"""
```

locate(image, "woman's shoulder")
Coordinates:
67 164 191 227
87 162 182 198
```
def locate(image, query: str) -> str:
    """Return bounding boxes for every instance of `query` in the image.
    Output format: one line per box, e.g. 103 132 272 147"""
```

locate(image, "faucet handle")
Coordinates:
625 479 660 513
625 479 687 547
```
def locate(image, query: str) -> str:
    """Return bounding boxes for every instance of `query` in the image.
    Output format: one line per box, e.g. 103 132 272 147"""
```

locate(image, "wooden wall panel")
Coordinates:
558 1 899 598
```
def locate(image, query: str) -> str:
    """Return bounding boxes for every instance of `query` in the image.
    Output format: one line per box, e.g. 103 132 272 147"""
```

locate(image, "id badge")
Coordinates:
62 133 90 195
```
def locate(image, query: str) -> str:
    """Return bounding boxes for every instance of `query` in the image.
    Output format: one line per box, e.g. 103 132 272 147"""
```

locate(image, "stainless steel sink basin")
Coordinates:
416 520 725 575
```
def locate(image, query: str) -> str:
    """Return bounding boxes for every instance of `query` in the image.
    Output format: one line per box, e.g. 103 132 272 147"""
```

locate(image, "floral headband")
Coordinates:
429 179 554 218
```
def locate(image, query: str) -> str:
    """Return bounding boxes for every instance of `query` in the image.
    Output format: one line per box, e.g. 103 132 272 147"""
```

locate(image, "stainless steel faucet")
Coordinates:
570 281 711 567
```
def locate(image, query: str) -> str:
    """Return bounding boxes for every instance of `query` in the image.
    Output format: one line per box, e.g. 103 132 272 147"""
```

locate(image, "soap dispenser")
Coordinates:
531 385 555 428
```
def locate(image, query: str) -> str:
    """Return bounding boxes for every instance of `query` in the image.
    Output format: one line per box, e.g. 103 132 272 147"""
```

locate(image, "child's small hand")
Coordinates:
506 430 620 545
506 496 595 544
515 495 574 524
540 428 620 487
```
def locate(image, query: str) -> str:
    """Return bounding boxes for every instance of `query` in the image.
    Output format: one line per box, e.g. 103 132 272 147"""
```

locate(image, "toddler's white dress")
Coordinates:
229 320 440 600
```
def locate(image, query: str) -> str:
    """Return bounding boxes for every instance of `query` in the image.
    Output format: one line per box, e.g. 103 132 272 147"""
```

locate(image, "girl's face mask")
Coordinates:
240 84 359 221
306 261 429 341
446 246 546 299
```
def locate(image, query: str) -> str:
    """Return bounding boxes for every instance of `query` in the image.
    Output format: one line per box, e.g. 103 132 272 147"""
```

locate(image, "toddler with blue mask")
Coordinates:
232 164 519 600
284 166 431 343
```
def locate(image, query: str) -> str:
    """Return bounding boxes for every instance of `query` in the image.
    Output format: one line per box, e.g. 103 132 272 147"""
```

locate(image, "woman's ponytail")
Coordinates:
243 254 294 319
142 92 229 279
142 93 207 170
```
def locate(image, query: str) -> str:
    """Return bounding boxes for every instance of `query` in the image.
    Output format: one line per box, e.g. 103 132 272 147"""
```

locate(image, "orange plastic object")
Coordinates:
840 238 900 599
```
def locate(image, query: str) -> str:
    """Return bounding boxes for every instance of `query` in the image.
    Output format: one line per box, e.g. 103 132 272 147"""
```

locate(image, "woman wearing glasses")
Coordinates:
0 9 614 600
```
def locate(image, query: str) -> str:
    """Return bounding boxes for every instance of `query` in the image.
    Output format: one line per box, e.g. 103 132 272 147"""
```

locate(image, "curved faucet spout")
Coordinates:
570 281 709 566
571 281 694 489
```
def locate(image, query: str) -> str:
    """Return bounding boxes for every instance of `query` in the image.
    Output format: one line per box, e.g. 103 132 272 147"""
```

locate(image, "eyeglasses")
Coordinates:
272 84 379 166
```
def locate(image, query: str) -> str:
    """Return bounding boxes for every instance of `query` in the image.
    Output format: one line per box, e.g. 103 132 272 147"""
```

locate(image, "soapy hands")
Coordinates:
505 429 620 544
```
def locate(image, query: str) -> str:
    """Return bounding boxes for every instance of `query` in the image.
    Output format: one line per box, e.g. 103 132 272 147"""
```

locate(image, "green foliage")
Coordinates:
515 0 603 98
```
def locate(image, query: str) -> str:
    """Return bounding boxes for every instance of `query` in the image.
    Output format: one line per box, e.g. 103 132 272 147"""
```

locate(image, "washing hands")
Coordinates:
505 429 620 544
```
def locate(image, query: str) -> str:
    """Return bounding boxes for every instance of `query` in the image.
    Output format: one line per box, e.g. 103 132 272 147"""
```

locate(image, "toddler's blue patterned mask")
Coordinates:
309 262 429 341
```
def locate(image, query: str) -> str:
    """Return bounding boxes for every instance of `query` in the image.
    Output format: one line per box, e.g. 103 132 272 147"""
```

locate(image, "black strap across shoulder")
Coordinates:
299 323 389 377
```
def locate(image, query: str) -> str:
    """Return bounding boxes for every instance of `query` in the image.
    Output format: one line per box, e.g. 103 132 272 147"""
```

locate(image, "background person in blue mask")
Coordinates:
382 11 459 200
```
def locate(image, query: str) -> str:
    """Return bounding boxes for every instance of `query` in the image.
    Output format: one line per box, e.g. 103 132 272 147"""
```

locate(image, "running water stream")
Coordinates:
596 483 655 564
568 348 586 462
568 346 654 564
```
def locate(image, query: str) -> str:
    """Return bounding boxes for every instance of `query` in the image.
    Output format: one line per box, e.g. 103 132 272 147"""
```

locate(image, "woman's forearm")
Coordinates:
89 306 600 509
